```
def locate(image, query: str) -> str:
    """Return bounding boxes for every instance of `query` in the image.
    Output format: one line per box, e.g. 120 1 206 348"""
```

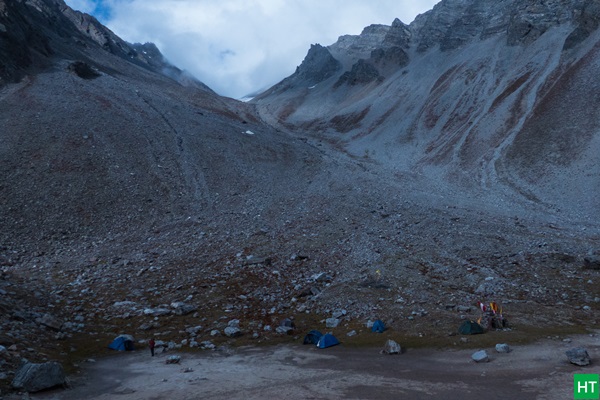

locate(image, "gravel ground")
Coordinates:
31 332 599 400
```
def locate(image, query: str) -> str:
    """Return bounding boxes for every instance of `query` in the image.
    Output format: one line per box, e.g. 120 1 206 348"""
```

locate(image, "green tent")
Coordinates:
458 320 484 335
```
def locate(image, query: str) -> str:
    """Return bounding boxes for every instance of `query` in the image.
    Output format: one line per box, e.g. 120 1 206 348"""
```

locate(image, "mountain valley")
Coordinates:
0 0 599 394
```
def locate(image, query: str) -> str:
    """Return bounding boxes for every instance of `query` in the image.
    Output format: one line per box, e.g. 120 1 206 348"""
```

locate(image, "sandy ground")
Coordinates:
32 334 599 400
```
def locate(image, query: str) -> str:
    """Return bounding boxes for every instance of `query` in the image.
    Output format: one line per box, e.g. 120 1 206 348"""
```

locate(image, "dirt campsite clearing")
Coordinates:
31 332 599 400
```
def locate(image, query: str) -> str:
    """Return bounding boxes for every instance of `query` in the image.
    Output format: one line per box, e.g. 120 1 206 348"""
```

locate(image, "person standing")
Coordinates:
149 338 155 357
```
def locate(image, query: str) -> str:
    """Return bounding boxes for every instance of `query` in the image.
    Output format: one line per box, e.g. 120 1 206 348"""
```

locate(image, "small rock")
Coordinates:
276 326 293 335
280 318 295 329
382 340 401 355
185 326 203 335
200 341 215 350
166 355 181 364
566 347 591 366
472 350 489 363
171 302 197 316
36 314 63 331
495 344 511 353
224 327 242 338
346 330 357 337
326 318 340 328
139 322 158 331
143 308 171 317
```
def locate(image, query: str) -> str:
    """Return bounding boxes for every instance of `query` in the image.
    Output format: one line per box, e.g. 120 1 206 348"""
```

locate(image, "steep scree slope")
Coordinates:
253 0 600 222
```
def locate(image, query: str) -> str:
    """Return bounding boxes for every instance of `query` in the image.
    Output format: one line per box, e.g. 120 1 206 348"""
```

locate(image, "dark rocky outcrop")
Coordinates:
564 0 600 49
67 60 101 79
0 0 200 87
334 59 382 88
293 44 341 85
583 257 600 270
382 18 411 49
370 46 409 69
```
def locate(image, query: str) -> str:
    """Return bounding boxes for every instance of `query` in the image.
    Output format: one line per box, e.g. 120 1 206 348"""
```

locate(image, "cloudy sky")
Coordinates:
64 0 439 98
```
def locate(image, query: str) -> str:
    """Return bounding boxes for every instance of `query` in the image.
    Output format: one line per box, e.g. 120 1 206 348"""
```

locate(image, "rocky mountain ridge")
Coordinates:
253 0 600 223
0 0 204 89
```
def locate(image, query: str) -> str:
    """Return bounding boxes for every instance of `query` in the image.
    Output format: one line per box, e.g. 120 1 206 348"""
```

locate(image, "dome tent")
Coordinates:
303 330 323 345
316 333 340 349
108 334 135 351
371 319 386 333
458 320 484 335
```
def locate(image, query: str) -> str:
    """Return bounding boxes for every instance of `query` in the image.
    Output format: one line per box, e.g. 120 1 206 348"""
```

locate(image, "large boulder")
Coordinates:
566 347 591 366
11 361 67 392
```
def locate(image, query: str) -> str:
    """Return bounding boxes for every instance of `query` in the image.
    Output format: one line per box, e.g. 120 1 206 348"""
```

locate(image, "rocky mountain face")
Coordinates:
254 0 600 222
0 0 204 88
0 0 599 394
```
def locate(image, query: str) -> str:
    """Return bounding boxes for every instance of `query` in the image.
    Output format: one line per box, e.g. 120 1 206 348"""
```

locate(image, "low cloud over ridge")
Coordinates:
65 0 438 98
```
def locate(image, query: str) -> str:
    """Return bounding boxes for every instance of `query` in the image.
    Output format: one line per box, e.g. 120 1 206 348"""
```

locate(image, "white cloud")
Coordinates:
64 0 98 14
65 0 439 98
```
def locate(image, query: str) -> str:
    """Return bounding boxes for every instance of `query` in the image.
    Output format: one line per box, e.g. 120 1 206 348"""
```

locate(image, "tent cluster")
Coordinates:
303 319 387 349
303 330 340 348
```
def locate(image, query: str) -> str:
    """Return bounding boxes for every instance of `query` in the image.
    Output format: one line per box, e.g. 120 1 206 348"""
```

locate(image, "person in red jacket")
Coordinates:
148 339 156 357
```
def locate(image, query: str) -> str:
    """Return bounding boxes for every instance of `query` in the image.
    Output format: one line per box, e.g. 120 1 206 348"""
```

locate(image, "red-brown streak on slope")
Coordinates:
507 41 600 171
489 71 532 112
329 106 371 134
458 82 529 170
430 64 461 94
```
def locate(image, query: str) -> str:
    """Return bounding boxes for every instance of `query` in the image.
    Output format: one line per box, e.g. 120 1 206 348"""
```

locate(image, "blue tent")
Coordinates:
316 333 340 349
303 330 323 345
108 335 135 351
372 319 386 333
